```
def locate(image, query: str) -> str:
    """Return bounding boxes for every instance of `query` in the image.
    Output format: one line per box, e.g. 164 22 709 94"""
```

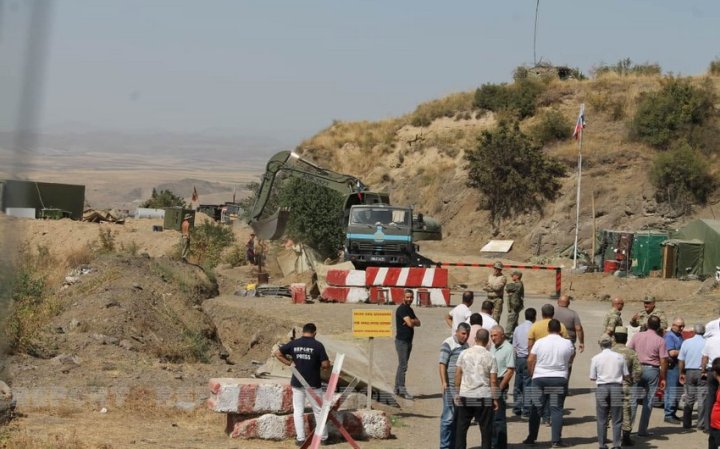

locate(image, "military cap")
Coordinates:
511 270 522 277
184 213 192 219
614 326 628 335
643 296 656 303
493 261 504 269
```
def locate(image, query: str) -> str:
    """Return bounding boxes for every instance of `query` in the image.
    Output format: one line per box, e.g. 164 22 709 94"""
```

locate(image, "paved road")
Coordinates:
366 293 709 449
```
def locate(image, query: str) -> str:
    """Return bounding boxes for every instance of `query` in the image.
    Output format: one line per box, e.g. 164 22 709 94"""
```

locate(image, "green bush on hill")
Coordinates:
189 221 236 269
141 188 187 209
709 59 720 76
473 79 545 119
629 77 716 150
530 108 572 145
464 122 567 226
593 58 662 77
650 141 715 211
278 177 345 260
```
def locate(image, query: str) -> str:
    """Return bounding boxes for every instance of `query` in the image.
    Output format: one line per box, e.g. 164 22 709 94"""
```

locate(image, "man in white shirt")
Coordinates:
445 291 474 334
454 328 498 449
590 335 629 449
480 300 498 331
524 319 575 448
704 314 720 339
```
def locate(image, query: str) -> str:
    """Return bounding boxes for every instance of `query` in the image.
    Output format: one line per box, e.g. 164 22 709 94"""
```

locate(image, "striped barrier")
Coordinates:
369 287 450 306
365 267 448 288
207 379 293 415
325 269 366 287
436 262 562 298
320 287 369 303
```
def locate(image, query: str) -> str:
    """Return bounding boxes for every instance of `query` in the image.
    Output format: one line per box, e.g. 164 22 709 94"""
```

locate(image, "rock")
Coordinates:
119 340 135 351
0 381 12 401
132 283 143 290
69 318 81 329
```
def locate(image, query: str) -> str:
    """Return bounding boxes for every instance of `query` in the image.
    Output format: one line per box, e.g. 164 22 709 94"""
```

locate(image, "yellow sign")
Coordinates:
352 309 393 338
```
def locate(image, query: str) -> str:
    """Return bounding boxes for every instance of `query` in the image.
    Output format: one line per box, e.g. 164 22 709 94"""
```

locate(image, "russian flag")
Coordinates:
572 104 585 140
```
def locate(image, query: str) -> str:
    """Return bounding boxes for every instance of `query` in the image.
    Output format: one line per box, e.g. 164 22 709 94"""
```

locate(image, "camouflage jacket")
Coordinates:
505 280 524 311
602 308 623 335
630 308 668 331
484 273 507 299
612 343 642 386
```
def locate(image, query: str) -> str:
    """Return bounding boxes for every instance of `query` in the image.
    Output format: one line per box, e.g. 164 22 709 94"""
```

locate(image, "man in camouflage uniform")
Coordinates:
612 326 642 447
630 296 668 332
504 270 524 339
602 297 625 336
484 261 507 323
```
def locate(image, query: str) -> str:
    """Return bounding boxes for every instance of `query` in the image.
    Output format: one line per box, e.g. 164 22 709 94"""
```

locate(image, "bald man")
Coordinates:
602 297 625 336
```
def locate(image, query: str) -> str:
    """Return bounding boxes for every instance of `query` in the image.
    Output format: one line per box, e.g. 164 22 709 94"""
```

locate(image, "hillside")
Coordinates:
298 72 720 260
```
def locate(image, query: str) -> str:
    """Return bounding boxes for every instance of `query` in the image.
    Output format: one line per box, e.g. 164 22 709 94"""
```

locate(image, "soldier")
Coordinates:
484 261 507 324
611 326 642 447
629 296 668 332
504 270 524 339
602 297 625 336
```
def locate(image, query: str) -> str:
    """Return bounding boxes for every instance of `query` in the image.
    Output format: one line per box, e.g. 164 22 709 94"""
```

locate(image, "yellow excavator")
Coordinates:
248 151 441 268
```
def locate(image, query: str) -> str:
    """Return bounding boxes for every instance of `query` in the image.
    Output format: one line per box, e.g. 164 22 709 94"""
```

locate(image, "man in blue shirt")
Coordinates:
664 318 685 423
512 308 536 418
679 323 707 430
275 323 330 446
438 322 470 449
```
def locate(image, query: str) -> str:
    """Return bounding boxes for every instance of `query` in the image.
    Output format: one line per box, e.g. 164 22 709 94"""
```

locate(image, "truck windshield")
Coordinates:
350 208 410 227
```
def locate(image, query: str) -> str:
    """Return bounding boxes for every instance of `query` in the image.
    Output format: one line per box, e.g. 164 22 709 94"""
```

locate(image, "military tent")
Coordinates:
661 239 704 278
673 219 720 275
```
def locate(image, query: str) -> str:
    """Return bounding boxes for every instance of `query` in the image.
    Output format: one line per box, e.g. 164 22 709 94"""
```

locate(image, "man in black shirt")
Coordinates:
395 289 421 399
275 323 330 446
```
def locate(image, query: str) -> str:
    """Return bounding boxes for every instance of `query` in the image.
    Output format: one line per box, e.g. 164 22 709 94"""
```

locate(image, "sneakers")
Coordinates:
551 442 567 448
664 416 682 424
521 438 536 445
394 388 414 400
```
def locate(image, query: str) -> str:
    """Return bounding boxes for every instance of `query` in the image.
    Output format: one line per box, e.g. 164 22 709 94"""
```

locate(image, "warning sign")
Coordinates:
352 309 393 338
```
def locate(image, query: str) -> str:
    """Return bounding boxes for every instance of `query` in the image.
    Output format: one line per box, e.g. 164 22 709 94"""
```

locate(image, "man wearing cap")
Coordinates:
602 297 625 337
504 270 524 339
484 261 507 323
181 213 192 260
611 326 641 446
630 296 668 332
590 334 628 449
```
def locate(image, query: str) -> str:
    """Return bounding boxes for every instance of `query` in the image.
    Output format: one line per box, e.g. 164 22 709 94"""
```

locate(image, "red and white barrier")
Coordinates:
369 287 450 306
365 267 448 288
320 287 368 303
207 379 293 415
325 269 366 287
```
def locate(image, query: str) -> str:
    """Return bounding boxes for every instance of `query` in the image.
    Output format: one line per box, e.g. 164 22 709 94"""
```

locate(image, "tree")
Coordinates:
277 178 345 260
464 122 567 226
141 188 187 209
650 141 715 213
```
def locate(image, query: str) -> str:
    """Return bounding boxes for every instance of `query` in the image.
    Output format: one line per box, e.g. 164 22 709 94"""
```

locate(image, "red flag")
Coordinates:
191 186 198 202
572 104 585 140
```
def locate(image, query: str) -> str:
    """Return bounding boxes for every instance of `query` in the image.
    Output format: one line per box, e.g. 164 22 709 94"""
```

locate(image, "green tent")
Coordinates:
674 219 720 275
631 231 670 277
662 239 704 277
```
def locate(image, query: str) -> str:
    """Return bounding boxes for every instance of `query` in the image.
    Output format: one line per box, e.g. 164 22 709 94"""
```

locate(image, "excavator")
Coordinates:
247 151 441 268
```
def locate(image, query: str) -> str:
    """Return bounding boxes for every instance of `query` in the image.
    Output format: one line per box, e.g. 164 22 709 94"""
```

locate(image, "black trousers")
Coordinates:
455 397 494 449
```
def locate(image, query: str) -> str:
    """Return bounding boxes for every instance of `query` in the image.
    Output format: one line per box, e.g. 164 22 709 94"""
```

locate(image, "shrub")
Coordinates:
629 77 716 149
97 228 116 252
650 142 715 211
709 58 720 76
188 221 235 269
141 188 187 209
473 79 545 119
65 245 94 268
530 108 572 144
593 58 662 77
409 92 475 128
464 122 567 226
223 244 246 268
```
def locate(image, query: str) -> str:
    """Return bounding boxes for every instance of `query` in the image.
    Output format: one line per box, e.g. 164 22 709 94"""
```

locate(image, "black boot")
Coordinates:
682 405 693 429
622 430 634 446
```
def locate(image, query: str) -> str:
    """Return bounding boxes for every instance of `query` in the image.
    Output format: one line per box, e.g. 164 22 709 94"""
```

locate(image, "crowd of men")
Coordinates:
391 261 720 449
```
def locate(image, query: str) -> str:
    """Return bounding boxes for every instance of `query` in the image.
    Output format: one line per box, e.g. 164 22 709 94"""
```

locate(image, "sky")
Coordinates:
2 0 720 145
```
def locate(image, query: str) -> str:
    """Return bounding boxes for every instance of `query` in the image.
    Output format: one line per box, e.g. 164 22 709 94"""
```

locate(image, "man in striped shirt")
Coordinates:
438 322 470 449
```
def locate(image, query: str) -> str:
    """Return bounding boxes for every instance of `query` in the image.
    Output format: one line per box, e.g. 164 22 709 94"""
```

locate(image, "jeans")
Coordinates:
709 427 720 449
513 356 530 416
394 339 412 393
631 365 659 435
440 388 457 449
455 397 494 449
492 387 508 449
292 387 327 442
665 365 680 418
596 383 623 449
526 377 567 444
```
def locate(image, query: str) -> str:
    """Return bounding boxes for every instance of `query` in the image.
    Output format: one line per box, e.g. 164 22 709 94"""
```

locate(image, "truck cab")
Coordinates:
345 205 418 269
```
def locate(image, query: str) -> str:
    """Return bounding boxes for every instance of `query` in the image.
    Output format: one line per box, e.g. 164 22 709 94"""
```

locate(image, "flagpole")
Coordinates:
572 106 584 269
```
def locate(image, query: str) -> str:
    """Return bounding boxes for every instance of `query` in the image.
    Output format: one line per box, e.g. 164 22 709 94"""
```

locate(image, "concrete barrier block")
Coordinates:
207 378 293 414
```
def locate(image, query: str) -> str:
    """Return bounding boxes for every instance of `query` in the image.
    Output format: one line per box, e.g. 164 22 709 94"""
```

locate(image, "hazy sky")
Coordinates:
5 0 720 145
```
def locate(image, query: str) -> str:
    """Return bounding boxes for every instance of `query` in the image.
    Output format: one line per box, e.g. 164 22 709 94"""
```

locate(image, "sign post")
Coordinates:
352 309 392 409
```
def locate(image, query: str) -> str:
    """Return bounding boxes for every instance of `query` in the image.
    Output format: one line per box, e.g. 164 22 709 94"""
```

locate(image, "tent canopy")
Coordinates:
674 219 720 275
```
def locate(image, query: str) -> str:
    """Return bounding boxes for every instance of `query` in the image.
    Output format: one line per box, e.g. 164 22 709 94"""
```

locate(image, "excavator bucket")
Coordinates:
249 209 290 240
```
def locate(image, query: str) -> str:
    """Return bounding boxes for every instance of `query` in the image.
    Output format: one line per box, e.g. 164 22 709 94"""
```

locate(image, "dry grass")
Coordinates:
64 245 95 268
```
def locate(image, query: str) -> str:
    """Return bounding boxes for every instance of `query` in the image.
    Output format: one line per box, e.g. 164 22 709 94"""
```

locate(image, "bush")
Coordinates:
710 58 720 76
650 142 715 211
464 122 567 226
97 227 116 252
223 244 246 267
65 245 94 268
278 177 345 260
473 79 545 119
593 58 662 77
629 77 716 149
188 221 236 269
141 188 187 209
530 108 572 144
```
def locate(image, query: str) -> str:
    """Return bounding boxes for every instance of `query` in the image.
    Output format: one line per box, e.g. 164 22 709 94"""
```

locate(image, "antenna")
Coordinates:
533 0 540 66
